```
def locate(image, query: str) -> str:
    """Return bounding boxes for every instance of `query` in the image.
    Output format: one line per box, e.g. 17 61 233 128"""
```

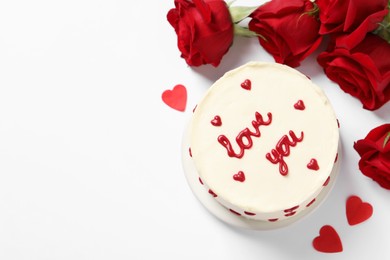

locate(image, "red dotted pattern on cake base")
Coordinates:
323 176 330 187
244 211 256 216
284 212 297 217
208 189 217 197
229 209 241 216
284 205 299 217
306 198 316 207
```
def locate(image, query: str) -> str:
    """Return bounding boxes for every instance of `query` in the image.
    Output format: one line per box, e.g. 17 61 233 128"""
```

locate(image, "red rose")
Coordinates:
248 0 322 68
317 0 388 49
167 0 234 67
317 34 390 110
354 124 390 190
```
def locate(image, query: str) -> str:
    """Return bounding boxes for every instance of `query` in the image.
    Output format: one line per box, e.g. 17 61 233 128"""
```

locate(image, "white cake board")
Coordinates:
181 124 341 231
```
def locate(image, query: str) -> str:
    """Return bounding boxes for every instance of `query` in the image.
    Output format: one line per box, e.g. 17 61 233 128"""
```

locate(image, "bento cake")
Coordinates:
189 62 339 221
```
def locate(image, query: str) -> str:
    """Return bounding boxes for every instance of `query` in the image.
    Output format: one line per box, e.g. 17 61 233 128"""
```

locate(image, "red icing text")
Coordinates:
266 130 304 176
217 112 272 158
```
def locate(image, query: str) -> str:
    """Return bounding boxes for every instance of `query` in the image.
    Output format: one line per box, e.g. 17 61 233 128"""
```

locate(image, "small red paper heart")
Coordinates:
313 225 343 253
346 195 373 226
241 79 251 90
294 100 305 110
233 171 245 182
162 84 187 112
307 158 319 171
211 115 222 126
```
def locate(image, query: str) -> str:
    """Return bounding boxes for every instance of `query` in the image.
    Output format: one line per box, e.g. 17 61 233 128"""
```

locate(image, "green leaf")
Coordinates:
384 132 390 148
229 6 259 23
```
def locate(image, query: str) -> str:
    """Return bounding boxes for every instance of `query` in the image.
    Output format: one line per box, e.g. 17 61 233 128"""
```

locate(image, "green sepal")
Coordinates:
229 6 259 23
373 2 390 43
384 132 390 148
234 24 266 40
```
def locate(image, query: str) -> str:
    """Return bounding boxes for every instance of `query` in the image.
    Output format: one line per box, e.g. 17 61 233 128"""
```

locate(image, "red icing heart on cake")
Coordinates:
346 195 373 226
313 225 343 253
211 115 222 126
233 171 245 182
294 100 305 110
240 79 251 90
307 158 319 170
162 84 187 112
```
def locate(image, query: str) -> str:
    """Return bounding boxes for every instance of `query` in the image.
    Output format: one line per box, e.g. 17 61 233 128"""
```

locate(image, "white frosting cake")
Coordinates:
189 62 339 222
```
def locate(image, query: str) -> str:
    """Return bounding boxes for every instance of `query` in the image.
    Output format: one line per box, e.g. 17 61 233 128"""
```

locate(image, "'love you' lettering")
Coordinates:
266 130 304 176
218 112 272 158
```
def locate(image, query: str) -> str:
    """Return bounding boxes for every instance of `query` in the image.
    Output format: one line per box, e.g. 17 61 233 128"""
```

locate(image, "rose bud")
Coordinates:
167 0 234 67
248 0 322 68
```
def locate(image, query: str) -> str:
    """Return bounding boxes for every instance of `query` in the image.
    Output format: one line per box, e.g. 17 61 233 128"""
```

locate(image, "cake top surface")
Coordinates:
190 62 339 213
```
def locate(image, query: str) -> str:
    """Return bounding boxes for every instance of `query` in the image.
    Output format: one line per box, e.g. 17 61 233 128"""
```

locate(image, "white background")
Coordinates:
0 0 389 259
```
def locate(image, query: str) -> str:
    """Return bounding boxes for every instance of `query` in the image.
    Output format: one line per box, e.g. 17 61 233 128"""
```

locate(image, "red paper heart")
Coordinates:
241 79 251 90
162 84 187 112
211 115 222 126
294 100 305 110
346 195 373 226
233 171 245 182
307 158 319 171
313 225 343 253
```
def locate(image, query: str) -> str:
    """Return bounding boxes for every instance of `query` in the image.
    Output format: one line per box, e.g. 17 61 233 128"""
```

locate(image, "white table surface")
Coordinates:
0 0 389 259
